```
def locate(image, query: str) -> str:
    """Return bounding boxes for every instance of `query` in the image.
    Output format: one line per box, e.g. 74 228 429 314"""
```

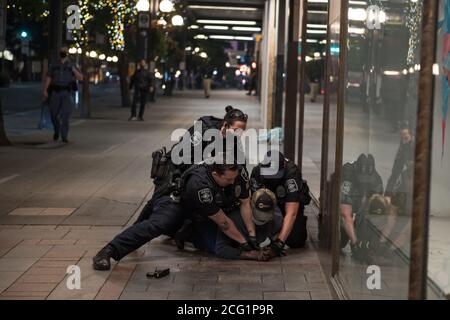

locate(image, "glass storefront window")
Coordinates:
429 0 450 299
337 0 423 299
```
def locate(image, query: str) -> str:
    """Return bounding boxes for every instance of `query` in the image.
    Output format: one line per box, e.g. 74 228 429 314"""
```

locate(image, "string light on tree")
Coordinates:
70 0 93 48
99 0 138 51
405 0 423 66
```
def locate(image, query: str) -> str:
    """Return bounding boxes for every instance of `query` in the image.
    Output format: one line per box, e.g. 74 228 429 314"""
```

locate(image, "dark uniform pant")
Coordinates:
131 89 148 118
49 90 74 139
109 196 184 260
280 205 308 248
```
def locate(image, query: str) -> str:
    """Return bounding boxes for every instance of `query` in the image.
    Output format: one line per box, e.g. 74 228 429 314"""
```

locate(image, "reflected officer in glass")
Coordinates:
339 154 384 261
43 46 83 143
376 123 415 251
385 122 415 203
250 151 312 258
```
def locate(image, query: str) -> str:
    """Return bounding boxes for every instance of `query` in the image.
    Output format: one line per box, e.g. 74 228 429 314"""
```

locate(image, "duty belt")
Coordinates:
51 85 71 92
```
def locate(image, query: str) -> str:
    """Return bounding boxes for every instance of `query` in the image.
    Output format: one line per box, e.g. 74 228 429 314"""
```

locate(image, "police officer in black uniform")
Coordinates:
339 153 384 260
250 150 311 258
43 46 83 143
92 158 259 270
134 106 248 224
385 123 414 204
179 158 268 261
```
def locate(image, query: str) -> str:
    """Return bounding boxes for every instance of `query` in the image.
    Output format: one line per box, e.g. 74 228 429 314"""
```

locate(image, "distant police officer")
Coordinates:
134 106 248 224
43 46 83 143
92 157 257 270
250 150 311 257
339 153 384 260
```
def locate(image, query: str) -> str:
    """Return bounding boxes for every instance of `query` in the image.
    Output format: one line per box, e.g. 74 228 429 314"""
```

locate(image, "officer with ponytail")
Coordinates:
134 106 249 224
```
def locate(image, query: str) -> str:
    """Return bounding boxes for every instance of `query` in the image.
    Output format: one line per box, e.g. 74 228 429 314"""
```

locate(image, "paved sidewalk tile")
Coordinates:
95 264 136 300
0 258 39 272
0 271 24 291
4 245 52 259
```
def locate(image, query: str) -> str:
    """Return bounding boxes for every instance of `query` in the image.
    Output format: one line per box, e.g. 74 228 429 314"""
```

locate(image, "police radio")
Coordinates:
151 147 169 180
169 173 182 203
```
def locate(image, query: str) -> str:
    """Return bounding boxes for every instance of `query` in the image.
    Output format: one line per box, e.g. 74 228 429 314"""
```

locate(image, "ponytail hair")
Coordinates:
223 106 248 125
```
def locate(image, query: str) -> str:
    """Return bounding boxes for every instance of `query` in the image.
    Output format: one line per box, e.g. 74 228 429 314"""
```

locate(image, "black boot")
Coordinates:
93 244 116 271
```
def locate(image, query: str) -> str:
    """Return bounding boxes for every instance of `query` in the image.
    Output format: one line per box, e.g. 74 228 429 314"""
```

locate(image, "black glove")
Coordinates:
248 235 259 250
270 239 285 256
239 242 253 253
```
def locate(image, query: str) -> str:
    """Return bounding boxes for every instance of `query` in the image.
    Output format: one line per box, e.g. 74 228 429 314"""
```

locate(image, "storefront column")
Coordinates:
319 4 331 223
408 0 438 300
330 0 349 277
296 0 308 167
261 0 277 128
284 0 301 161
273 0 287 128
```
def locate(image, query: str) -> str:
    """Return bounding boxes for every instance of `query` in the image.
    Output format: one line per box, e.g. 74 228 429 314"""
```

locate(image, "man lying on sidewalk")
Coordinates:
250 150 312 258
202 188 283 260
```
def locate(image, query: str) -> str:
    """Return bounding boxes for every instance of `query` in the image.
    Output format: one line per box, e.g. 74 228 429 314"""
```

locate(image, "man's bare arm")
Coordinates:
277 202 300 242
209 210 247 244
43 76 51 99
239 197 255 237
72 66 84 81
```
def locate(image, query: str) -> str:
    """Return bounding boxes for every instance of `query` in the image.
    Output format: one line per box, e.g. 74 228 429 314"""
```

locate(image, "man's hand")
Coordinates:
269 239 285 256
239 249 275 261
239 250 260 260
260 246 282 260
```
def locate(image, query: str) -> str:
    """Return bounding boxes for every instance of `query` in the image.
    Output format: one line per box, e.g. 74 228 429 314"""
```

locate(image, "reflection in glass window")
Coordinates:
338 0 423 300
429 0 450 299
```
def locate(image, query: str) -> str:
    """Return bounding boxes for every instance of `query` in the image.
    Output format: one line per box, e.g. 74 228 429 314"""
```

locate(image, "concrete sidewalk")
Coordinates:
0 88 331 300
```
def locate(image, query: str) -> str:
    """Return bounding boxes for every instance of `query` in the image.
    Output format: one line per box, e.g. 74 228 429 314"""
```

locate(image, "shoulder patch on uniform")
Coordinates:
341 181 352 196
198 188 213 204
250 178 260 192
235 185 242 198
191 131 202 146
285 179 299 193
241 169 249 181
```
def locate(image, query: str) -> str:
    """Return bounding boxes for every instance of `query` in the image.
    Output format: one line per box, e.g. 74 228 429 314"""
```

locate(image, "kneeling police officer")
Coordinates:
250 150 311 258
134 106 249 224
178 158 269 261
93 156 259 270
